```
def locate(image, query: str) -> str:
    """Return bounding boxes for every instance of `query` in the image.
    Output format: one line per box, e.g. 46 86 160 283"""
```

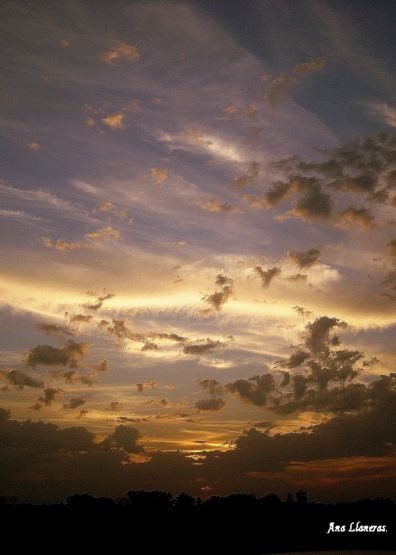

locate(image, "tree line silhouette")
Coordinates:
0 490 394 553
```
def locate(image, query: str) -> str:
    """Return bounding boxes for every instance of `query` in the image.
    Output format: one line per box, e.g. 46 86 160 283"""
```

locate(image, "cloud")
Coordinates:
106 319 145 342
82 291 115 311
288 184 333 221
70 180 99 195
149 333 186 343
27 340 90 368
200 198 236 213
101 41 140 64
50 369 80 384
86 226 121 241
276 350 310 369
338 206 375 228
0 209 43 222
244 180 295 208
286 273 307 283
150 167 168 185
136 380 157 393
387 239 396 263
0 181 79 213
230 162 260 189
101 113 126 130
217 104 238 120
80 372 97 386
197 378 224 396
91 360 108 373
97 202 128 220
304 316 347 357
0 368 44 389
64 397 86 410
183 339 224 356
367 102 396 128
37 323 75 337
26 142 40 151
141 342 158 351
33 387 63 409
195 397 225 411
288 248 321 269
103 426 143 453
67 314 93 324
202 274 234 312
263 57 326 104
255 266 281 288
226 374 275 406
1 371 396 502
85 116 95 127
41 237 86 251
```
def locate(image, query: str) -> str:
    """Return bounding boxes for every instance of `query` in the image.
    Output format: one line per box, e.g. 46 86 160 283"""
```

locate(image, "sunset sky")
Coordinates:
1 0 396 503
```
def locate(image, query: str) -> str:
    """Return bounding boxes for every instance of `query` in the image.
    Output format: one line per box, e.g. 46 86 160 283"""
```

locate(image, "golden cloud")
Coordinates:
151 167 168 184
86 226 121 240
101 41 140 64
102 112 126 130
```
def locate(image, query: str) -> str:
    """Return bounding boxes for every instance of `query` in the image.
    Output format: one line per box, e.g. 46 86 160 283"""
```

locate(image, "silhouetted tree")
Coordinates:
174 492 196 512
126 490 173 513
296 489 308 504
260 493 282 508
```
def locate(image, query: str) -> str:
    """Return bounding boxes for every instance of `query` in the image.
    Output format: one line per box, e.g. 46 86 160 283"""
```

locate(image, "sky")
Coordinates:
1 0 396 503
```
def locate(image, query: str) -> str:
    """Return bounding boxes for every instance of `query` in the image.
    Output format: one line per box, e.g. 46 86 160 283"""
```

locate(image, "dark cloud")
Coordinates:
286 273 307 282
266 132 396 217
32 387 63 410
292 306 313 318
50 369 78 383
27 340 90 368
64 397 86 410
195 397 225 411
106 320 146 342
183 339 223 355
292 375 308 400
202 274 234 312
37 323 75 337
66 314 93 324
0 368 44 389
1 373 396 502
103 426 143 453
226 374 275 407
136 380 157 393
197 378 224 396
82 291 115 311
80 372 97 386
276 350 310 369
255 266 281 288
92 359 108 372
339 206 375 228
304 316 347 357
243 180 294 208
387 238 396 263
280 371 290 387
141 342 158 351
290 183 333 221
105 320 185 348
288 248 321 269
149 332 186 343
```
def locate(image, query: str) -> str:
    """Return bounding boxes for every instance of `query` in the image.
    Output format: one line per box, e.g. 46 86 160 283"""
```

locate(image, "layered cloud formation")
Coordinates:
1 0 396 502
